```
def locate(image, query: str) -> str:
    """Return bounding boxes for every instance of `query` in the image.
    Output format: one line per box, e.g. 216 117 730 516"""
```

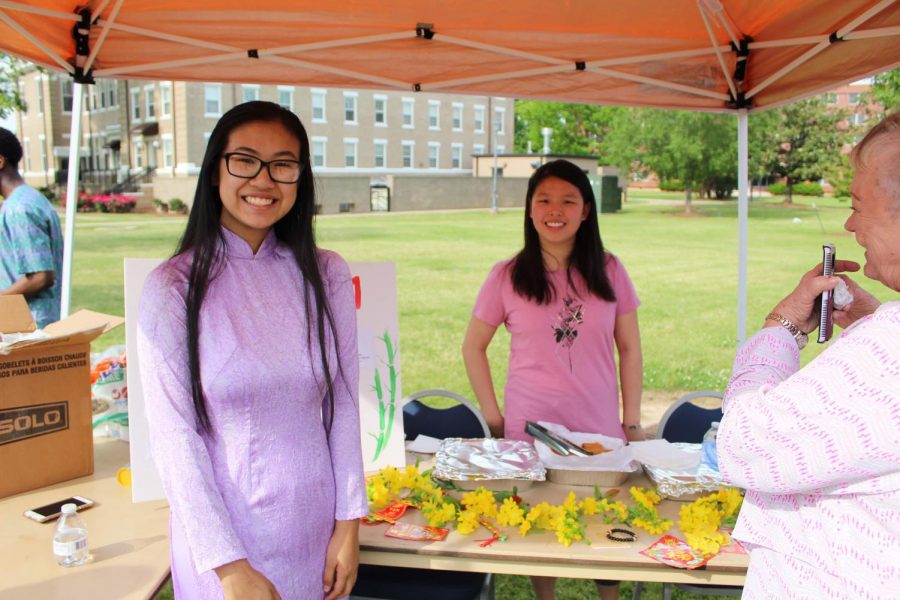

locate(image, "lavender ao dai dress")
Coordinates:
138 228 369 599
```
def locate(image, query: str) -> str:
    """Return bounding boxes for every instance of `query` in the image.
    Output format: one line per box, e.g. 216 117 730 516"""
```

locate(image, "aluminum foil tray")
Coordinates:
433 438 546 484
643 442 726 499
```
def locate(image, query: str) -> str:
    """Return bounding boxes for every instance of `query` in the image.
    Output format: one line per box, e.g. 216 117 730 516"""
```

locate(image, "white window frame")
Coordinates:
401 97 414 128
108 80 118 107
242 84 260 103
278 86 294 111
35 76 44 115
311 136 327 168
132 137 144 169
451 143 464 169
452 103 463 131
374 95 387 127
23 138 31 172
162 134 174 168
343 137 358 168
401 141 415 168
428 100 441 130
473 143 485 155
428 142 440 168
343 91 358 125
160 82 172 118
38 135 48 171
204 83 222 117
130 88 141 121
311 89 327 123
494 107 506 135
474 105 485 133
144 85 156 120
373 139 387 168
61 78 73 114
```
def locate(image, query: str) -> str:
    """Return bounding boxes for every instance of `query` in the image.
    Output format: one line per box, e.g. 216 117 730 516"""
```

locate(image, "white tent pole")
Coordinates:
60 82 84 319
737 108 749 344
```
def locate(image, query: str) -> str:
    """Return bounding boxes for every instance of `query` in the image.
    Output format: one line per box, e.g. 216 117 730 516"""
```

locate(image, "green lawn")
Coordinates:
65 194 873 600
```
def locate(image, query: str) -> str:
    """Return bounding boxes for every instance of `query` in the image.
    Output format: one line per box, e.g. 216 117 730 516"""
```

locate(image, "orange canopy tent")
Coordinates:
0 0 898 338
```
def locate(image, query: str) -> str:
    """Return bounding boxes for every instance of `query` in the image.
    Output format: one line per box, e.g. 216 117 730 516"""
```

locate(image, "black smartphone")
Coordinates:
23 496 95 523
817 243 836 343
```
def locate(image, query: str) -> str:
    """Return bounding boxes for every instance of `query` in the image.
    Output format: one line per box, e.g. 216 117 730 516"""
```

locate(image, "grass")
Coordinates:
65 194 875 600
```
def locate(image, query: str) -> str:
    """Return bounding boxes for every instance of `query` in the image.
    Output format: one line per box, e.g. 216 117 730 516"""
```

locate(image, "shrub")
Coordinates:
38 186 58 203
153 198 168 212
167 198 187 213
767 181 824 197
60 192 96 212
659 179 684 192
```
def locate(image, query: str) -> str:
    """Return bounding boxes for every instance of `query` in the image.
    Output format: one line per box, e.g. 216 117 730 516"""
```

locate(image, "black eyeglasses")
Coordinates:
222 152 304 183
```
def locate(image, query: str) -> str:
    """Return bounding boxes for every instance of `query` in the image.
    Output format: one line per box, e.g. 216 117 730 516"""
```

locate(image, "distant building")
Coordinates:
14 70 513 211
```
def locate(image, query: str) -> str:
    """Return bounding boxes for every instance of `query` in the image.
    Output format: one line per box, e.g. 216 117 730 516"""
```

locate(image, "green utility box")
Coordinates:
590 167 622 213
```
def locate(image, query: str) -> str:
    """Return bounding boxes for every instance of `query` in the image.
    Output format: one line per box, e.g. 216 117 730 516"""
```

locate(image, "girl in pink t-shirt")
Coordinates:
462 159 644 600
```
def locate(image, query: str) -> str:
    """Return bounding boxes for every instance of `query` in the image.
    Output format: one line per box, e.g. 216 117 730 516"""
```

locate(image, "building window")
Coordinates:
35 77 44 115
132 139 144 168
474 105 485 132
204 83 222 117
344 138 358 167
848 93 859 104
23 138 31 172
242 84 260 103
145 86 156 119
428 142 440 168
401 141 414 168
160 83 172 117
473 143 485 155
61 78 73 113
852 112 867 126
344 93 357 124
109 80 118 107
374 140 386 168
494 107 506 135
39 135 47 171
451 144 463 168
428 100 440 129
374 96 387 126
402 98 414 128
278 86 294 111
312 137 326 167
311 89 327 122
130 88 141 121
452 103 463 130
497 144 506 153
97 81 105 109
162 136 174 168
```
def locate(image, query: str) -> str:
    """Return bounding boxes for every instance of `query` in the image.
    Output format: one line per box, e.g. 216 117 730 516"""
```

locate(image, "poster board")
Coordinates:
125 259 404 501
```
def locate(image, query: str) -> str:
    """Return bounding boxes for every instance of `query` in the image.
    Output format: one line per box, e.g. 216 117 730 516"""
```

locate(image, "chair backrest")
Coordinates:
656 391 724 444
402 389 491 440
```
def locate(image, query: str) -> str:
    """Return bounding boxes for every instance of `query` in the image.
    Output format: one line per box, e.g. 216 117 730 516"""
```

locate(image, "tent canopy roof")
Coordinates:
0 0 898 112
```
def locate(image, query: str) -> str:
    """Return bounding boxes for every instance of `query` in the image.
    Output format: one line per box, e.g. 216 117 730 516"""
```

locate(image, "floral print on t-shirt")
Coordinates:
552 295 584 371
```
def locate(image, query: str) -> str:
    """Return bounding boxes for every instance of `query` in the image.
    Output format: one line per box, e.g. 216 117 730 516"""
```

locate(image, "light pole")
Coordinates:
541 127 552 154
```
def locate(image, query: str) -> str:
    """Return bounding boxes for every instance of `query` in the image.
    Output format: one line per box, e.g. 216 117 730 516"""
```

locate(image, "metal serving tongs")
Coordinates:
524 421 590 457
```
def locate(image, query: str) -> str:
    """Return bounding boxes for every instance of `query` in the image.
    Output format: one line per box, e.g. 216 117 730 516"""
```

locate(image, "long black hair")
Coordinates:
175 100 342 435
510 159 615 304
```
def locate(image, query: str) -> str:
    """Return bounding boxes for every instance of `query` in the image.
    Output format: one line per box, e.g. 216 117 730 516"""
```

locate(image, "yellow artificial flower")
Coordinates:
497 497 525 527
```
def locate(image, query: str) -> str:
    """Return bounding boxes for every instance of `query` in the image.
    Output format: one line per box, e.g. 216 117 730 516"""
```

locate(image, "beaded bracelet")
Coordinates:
606 527 637 542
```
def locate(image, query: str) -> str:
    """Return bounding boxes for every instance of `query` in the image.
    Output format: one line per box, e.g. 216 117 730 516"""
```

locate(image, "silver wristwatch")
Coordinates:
766 312 808 350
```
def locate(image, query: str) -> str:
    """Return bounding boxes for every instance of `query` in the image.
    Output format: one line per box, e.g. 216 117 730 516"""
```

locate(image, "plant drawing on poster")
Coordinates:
350 263 405 471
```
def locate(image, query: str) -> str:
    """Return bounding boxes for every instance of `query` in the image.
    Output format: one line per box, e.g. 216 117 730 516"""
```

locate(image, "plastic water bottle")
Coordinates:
53 503 91 567
701 421 720 472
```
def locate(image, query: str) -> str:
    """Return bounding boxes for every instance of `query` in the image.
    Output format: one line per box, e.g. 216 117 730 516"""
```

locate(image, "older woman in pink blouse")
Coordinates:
718 113 900 599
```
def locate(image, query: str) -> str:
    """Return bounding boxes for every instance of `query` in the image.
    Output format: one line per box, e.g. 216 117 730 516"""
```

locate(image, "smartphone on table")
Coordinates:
23 496 95 523
817 243 836 343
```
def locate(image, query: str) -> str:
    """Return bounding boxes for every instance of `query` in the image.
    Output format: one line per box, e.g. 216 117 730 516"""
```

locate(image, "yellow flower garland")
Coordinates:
365 466 742 552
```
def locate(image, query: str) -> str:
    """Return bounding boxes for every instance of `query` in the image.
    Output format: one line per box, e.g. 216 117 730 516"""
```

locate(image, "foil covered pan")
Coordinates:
433 438 546 487
643 443 726 499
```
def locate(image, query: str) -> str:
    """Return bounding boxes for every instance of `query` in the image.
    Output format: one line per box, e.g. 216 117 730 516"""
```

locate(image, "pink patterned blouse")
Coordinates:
718 302 900 599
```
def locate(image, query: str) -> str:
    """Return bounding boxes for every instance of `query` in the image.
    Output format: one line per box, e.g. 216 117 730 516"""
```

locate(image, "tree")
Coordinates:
757 97 850 203
871 68 900 112
0 53 27 119
514 100 620 157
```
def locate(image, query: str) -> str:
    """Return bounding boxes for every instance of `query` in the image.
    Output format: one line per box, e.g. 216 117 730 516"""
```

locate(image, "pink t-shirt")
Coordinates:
473 254 640 442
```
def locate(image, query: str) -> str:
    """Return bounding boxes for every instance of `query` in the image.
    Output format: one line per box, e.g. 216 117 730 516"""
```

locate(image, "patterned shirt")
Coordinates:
718 302 900 599
0 185 64 327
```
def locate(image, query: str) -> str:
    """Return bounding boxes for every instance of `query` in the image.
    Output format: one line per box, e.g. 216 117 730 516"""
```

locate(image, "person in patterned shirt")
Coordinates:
0 127 63 328
717 113 900 598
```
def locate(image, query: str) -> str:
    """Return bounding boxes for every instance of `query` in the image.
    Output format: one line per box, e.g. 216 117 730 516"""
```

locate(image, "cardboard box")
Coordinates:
0 295 124 499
